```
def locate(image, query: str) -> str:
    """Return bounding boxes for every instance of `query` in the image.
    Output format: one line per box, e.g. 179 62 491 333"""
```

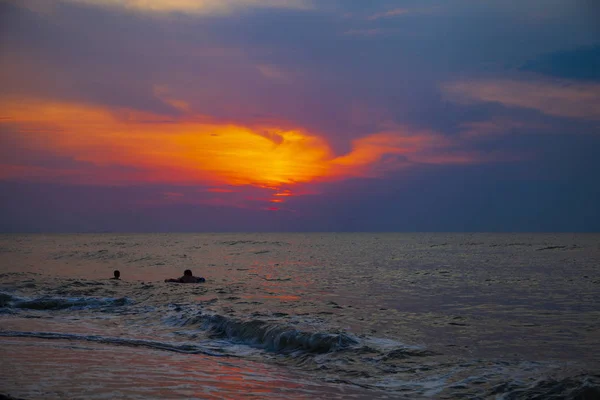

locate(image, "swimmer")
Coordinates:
165 269 205 283
111 270 121 280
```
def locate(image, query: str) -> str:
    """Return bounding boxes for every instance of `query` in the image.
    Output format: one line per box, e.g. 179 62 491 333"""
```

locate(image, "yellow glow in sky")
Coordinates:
0 97 473 192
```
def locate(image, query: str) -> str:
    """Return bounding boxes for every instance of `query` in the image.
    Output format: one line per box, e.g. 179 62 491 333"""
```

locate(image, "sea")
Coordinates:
0 233 599 399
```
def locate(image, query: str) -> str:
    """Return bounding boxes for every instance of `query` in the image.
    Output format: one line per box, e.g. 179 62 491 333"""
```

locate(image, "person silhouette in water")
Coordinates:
111 270 121 280
165 269 205 283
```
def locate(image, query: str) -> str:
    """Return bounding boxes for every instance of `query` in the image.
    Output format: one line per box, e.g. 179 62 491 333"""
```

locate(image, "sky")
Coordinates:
0 0 599 232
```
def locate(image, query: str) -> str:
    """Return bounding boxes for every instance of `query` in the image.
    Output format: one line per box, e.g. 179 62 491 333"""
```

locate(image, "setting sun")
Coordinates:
1 97 468 205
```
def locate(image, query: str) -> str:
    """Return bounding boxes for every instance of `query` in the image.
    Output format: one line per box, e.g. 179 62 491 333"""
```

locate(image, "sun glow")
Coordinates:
1 98 332 187
0 97 473 205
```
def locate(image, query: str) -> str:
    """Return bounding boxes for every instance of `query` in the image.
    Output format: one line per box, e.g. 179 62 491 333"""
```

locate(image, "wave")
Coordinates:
536 245 572 251
0 330 226 357
0 293 130 310
165 312 441 365
174 313 359 355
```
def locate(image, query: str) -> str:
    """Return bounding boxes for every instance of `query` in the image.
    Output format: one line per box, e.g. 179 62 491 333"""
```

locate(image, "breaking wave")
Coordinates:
175 313 359 354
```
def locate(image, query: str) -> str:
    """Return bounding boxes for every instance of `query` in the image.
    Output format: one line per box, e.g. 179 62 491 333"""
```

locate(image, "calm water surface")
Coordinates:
1 233 599 399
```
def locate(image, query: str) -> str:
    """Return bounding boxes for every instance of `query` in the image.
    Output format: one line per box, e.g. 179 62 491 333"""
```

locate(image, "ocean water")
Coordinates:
0 233 599 399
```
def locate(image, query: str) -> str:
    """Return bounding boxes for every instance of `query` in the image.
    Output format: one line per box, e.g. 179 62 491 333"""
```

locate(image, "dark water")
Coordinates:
1 233 599 399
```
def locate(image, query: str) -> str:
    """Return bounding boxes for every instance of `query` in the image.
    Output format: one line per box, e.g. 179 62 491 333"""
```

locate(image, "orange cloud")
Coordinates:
0 98 330 186
0 97 479 199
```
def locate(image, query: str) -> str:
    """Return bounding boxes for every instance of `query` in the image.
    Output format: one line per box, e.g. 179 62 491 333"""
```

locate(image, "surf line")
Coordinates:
0 330 230 357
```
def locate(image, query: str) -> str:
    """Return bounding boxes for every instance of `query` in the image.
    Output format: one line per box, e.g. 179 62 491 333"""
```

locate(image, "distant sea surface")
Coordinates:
1 233 599 399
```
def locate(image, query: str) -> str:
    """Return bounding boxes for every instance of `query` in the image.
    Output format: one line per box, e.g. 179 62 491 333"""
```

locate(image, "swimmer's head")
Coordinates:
184 269 192 276
113 270 120 279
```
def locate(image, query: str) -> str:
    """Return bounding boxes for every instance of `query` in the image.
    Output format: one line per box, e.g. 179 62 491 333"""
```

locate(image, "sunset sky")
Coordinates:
1 0 599 232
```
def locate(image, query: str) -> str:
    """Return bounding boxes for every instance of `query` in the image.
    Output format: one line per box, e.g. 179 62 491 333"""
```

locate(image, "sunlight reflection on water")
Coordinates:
0 338 376 400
